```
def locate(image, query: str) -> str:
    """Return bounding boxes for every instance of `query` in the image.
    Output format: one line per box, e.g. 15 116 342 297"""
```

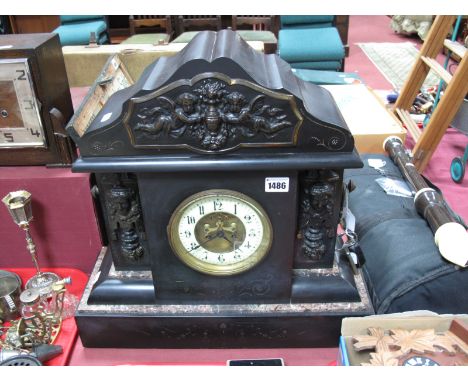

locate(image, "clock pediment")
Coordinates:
70 30 357 160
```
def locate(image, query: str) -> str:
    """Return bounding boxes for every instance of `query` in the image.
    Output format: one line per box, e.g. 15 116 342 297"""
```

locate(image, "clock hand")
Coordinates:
222 235 233 245
188 233 217 252
219 231 243 252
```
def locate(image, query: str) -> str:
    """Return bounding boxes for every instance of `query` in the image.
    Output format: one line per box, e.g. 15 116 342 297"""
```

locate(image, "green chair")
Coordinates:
280 15 335 29
120 34 170 45
278 15 347 71
172 17 278 53
231 16 278 53
120 16 173 45
53 15 109 46
171 31 201 44
235 30 277 44
172 30 277 45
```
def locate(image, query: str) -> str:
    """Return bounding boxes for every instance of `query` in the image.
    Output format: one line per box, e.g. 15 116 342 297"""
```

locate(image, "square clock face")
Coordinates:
0 58 46 148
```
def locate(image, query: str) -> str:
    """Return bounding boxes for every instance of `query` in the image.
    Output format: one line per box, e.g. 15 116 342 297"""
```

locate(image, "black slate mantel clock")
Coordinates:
69 30 373 348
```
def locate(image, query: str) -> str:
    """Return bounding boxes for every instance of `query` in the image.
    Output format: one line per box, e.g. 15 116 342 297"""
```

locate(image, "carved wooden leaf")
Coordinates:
353 327 395 353
361 351 400 366
390 329 436 354
445 332 468 355
432 334 458 355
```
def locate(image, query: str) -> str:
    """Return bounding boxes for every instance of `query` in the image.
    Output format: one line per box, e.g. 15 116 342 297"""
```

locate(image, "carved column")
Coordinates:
96 173 149 269
295 170 341 268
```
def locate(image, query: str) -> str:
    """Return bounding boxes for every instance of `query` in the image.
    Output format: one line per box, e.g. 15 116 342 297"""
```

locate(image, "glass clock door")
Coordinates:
0 58 46 148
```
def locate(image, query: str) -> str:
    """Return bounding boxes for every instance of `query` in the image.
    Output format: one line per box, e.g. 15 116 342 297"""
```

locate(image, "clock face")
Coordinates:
167 189 273 276
402 356 440 366
0 58 46 148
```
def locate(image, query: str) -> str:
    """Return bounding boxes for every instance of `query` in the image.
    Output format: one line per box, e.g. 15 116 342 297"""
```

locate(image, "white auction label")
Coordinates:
265 177 289 192
100 112 113 123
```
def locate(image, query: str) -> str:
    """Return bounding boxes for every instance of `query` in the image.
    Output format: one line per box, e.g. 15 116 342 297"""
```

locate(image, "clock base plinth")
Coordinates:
77 247 373 348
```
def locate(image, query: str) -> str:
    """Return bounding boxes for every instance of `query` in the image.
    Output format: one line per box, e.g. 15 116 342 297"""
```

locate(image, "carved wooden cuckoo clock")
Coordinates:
68 30 373 348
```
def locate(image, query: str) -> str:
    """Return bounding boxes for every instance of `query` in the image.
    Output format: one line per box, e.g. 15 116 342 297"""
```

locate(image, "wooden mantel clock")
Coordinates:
0 33 75 166
69 30 373 348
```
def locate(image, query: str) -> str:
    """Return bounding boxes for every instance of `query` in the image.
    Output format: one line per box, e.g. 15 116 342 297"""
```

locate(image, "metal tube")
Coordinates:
384 136 468 267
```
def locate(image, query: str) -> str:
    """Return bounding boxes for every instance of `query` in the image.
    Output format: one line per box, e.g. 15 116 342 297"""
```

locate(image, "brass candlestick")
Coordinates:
2 190 59 296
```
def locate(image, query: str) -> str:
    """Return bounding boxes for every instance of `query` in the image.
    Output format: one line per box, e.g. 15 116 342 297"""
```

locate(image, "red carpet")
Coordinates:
345 15 415 89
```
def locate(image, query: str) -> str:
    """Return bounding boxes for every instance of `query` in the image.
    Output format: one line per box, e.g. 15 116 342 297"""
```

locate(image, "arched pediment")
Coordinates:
70 30 358 167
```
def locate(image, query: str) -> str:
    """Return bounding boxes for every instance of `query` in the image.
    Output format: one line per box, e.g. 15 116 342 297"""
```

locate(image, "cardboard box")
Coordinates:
322 84 407 154
338 311 468 366
62 41 265 88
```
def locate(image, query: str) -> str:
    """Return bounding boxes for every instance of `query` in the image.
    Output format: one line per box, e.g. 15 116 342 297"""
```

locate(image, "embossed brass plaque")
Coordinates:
124 73 303 153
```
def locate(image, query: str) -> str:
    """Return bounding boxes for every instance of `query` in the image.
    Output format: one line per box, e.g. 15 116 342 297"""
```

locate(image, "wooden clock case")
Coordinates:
0 33 75 166
68 30 373 348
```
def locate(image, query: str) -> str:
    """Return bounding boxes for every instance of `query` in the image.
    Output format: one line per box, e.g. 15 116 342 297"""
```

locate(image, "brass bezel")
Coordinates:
167 189 273 276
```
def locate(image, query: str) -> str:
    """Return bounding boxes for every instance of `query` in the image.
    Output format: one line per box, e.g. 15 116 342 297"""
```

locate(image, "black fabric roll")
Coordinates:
344 154 468 314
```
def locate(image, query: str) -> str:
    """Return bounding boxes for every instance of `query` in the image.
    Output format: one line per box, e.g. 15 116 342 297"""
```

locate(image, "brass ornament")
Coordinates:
2 190 60 296
0 280 68 350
